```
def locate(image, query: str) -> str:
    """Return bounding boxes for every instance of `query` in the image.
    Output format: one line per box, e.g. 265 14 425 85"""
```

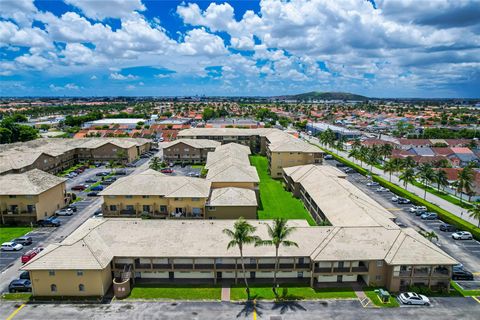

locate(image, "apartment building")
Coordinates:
0 138 151 175
205 143 260 190
99 169 258 219
0 169 68 225
162 139 220 164
178 128 323 178
23 218 456 297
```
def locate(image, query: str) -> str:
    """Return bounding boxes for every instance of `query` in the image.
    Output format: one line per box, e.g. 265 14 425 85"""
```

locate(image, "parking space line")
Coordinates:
5 303 25 320
472 296 480 304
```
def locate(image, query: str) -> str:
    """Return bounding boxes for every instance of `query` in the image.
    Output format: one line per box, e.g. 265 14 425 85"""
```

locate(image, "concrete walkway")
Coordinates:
351 283 373 308
303 135 478 226
221 285 231 302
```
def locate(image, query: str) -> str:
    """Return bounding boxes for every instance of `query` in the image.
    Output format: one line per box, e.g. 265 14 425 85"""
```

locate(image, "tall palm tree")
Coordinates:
223 218 261 300
434 169 448 192
358 146 369 167
468 204 480 228
402 156 416 170
383 159 396 182
399 168 415 190
417 163 435 199
256 219 298 297
380 143 393 161
366 147 379 172
457 166 474 202
351 139 362 150
348 148 360 164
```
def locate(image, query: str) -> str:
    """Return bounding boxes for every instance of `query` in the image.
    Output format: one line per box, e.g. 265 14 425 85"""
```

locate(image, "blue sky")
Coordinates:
1 0 479 98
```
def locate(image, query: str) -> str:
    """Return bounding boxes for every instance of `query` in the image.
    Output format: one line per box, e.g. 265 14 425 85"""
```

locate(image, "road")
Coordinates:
1 297 479 320
303 134 479 226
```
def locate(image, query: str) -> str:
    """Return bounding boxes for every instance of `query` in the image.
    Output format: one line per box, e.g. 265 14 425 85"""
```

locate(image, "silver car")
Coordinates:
398 292 430 305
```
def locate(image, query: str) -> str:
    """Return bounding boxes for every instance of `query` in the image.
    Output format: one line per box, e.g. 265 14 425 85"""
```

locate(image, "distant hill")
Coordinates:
286 91 369 101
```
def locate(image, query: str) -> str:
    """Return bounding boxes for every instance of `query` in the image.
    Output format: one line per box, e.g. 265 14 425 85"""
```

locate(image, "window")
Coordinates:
375 275 382 281
8 195 16 198
377 261 383 267
108 195 116 199
142 195 150 199
79 284 85 292
77 270 83 276
50 284 57 292
192 198 200 201
159 205 167 213
174 197 182 201
126 205 134 211
125 195 133 199
109 205 117 211
142 205 151 212
208 206 216 211
49 270 55 276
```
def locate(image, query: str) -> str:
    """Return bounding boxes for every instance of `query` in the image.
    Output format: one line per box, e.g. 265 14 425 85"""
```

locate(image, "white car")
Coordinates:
1 242 23 251
366 182 379 187
375 187 389 192
398 292 430 306
55 208 73 216
409 206 427 213
452 231 473 240
391 195 400 202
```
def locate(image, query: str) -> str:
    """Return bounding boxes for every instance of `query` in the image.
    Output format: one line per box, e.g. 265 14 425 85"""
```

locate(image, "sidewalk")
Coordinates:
221 285 230 302
304 135 478 226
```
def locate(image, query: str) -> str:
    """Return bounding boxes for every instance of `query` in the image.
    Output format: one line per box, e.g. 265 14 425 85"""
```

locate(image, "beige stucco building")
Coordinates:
178 128 323 177
0 138 151 175
162 139 220 164
0 169 68 225
23 218 456 297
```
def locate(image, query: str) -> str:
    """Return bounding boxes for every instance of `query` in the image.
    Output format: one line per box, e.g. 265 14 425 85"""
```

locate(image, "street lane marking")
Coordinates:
253 300 257 320
6 303 25 320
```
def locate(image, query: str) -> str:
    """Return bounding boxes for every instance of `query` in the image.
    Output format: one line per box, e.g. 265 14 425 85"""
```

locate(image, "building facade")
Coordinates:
162 139 220 164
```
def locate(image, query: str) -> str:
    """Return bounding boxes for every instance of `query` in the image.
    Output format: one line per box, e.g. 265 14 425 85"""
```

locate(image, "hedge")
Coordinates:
319 147 369 176
372 175 480 240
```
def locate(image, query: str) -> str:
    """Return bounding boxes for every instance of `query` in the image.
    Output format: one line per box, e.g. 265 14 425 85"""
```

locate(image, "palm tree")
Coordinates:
417 163 435 199
457 166 474 202
223 218 261 300
423 231 439 242
399 168 415 190
351 139 361 150
358 146 369 167
366 147 379 172
380 144 393 161
348 148 360 164
402 156 416 170
256 219 298 298
468 204 480 228
434 169 448 192
383 159 396 182
149 156 161 171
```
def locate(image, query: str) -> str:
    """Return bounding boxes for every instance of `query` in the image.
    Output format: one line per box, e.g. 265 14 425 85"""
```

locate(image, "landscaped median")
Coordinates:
126 284 222 300
362 287 399 308
312 143 480 240
450 281 480 297
230 284 356 301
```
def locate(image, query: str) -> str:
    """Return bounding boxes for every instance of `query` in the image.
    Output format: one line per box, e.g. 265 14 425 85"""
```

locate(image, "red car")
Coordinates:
21 247 43 264
71 185 87 191
160 168 174 174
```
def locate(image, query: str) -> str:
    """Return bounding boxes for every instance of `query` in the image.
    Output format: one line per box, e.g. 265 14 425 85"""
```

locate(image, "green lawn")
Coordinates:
0 226 33 243
1 293 32 301
190 165 205 169
363 288 400 308
127 284 221 300
249 155 316 225
451 281 480 297
231 284 356 301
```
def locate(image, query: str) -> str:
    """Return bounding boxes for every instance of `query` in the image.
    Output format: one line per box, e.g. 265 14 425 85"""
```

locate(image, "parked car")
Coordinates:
126 163 136 167
115 170 127 175
187 171 200 177
37 217 61 227
21 248 41 264
439 224 457 232
55 208 73 216
420 212 438 220
100 180 113 185
1 242 23 251
66 204 78 212
324 154 333 160
409 206 427 214
395 221 407 228
168 162 175 167
8 279 32 293
391 195 400 202
90 185 104 191
87 192 99 197
397 198 411 204
160 168 174 174
85 178 97 183
71 184 88 191
95 172 109 177
140 154 149 158
13 236 32 246
344 168 354 173
398 292 430 306
19 271 30 280
452 231 473 240
93 209 102 216
366 182 379 187
375 187 389 192
335 163 347 168
452 267 474 280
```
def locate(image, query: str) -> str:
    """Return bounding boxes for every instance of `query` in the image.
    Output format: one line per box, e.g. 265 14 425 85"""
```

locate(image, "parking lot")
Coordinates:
325 159 480 282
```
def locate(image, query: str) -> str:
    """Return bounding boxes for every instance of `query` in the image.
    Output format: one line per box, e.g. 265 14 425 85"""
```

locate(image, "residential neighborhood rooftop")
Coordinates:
0 169 67 195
